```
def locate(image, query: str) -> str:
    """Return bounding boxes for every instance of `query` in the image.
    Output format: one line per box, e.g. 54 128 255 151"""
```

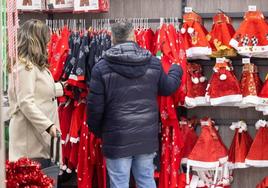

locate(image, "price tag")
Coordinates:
242 58 250 64
216 57 225 63
185 7 193 13
248 5 257 11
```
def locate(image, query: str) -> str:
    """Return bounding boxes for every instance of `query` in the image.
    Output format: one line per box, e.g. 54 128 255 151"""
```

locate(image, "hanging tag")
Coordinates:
216 57 225 63
242 58 250 64
185 7 193 13
248 5 257 11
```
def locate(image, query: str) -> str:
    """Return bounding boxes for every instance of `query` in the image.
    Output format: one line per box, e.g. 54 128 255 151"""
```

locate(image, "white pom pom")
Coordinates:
220 74 227 80
181 27 186 34
255 120 267 129
215 126 219 131
187 27 194 34
238 121 247 133
230 122 239 131
66 168 72 174
199 76 206 83
191 77 199 84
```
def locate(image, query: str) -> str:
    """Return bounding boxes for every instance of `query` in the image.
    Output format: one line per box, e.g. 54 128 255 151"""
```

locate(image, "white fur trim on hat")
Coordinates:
255 120 267 129
187 156 228 169
238 121 247 132
229 38 239 49
187 27 194 34
186 47 212 60
210 95 242 106
245 159 268 167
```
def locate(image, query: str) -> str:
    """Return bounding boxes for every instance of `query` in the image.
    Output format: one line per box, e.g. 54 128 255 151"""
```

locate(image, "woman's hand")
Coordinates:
47 125 60 137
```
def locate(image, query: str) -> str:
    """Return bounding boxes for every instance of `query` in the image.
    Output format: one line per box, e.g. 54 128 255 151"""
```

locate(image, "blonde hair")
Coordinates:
17 19 50 70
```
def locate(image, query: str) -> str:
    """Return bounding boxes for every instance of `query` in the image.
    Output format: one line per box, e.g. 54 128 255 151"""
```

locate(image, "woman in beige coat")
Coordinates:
8 19 63 161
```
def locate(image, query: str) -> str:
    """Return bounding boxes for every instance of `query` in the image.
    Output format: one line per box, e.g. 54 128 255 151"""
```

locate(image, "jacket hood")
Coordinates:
104 42 152 78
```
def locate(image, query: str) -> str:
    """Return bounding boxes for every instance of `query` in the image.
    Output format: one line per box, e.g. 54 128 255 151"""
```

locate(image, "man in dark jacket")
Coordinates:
87 20 183 188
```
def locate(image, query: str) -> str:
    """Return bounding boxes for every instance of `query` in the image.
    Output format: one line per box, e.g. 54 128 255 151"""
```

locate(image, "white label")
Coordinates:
185 7 193 13
242 58 251 64
248 5 257 11
216 57 225 63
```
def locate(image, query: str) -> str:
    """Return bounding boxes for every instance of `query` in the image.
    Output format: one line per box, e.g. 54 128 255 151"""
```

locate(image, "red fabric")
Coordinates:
135 28 155 53
208 62 241 100
228 128 253 166
157 24 184 188
77 107 106 188
181 12 211 52
180 120 198 163
246 127 268 161
256 176 268 188
186 63 207 98
209 13 236 52
240 64 262 97
188 118 228 164
49 26 70 81
232 11 268 47
69 102 86 143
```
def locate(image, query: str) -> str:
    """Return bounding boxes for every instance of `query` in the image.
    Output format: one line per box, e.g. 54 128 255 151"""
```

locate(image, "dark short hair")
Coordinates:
111 20 134 44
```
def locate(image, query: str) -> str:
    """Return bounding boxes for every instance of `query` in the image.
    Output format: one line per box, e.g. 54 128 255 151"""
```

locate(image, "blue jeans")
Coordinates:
106 153 157 188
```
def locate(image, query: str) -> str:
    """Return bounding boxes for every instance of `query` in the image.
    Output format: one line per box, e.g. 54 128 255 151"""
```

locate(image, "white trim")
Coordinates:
70 137 80 143
228 162 249 169
229 39 239 49
255 105 268 112
245 159 268 167
258 97 268 105
242 95 260 105
187 156 228 169
181 158 188 164
186 47 212 60
185 96 208 107
210 95 242 106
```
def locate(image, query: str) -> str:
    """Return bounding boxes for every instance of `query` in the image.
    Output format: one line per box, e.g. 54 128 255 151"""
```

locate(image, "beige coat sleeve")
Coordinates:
16 66 54 134
55 82 64 97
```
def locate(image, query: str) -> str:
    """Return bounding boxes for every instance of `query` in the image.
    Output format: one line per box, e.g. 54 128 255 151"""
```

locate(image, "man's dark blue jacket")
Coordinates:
87 41 183 159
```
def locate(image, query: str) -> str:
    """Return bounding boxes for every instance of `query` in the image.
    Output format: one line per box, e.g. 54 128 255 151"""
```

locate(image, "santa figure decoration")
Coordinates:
239 59 263 108
229 9 268 57
228 121 253 169
206 58 242 106
181 10 212 60
208 12 237 58
185 63 208 108
17 0 45 10
48 0 74 9
245 120 268 167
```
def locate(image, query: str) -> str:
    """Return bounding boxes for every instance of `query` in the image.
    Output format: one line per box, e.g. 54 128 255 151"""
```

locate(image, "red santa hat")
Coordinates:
256 76 268 114
180 118 198 164
206 58 242 106
239 63 262 108
181 12 212 60
228 121 253 169
209 13 237 58
245 120 268 167
186 118 229 188
229 11 268 58
185 63 208 108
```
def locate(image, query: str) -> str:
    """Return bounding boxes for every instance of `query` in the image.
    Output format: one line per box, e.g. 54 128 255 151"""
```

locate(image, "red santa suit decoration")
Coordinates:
181 11 212 60
185 63 208 107
245 120 268 167
186 118 230 188
229 10 268 58
228 121 253 169
208 12 237 58
206 58 242 106
239 61 263 108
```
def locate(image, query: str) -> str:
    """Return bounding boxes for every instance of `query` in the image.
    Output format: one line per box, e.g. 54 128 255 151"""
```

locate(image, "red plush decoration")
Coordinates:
6 158 54 188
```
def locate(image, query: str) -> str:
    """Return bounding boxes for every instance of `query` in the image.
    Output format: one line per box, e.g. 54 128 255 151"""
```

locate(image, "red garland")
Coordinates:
6 158 54 188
